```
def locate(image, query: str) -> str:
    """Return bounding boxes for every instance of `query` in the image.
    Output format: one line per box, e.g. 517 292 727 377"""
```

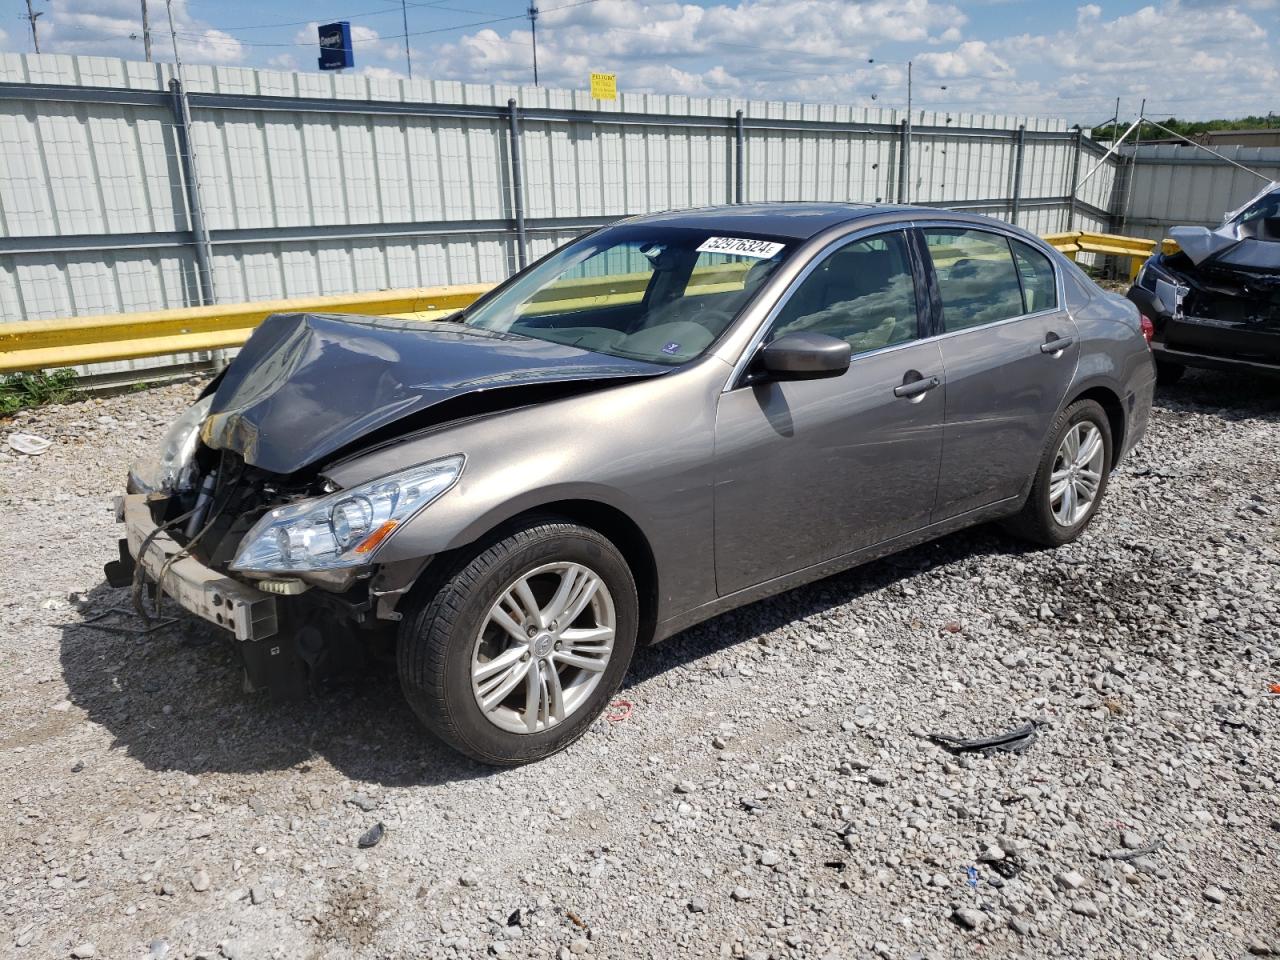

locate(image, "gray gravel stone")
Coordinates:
0 375 1277 958
1055 870 1086 890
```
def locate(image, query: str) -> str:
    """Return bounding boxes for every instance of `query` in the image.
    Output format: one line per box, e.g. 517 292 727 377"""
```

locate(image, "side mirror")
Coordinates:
756 332 851 381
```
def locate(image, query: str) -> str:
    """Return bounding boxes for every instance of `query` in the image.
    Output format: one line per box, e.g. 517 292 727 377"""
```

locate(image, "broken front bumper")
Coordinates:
120 494 278 641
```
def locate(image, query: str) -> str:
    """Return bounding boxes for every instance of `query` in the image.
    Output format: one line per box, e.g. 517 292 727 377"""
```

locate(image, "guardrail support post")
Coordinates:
896 119 909 204
507 98 529 272
168 78 216 307
734 109 745 204
1009 123 1026 225
1066 127 1082 232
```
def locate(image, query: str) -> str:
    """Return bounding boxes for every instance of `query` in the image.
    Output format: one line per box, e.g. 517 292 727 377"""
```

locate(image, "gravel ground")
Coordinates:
1 371 1278 960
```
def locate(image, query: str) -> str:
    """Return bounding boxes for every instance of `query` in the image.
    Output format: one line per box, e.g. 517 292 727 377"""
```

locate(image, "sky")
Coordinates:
3 0 1277 124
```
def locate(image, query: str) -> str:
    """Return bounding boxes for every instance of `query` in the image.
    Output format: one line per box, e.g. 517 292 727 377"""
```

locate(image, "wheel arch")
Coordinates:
1066 383 1125 459
409 498 661 647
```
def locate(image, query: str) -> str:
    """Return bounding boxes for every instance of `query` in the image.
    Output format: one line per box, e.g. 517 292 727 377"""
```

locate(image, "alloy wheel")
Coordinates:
1049 421 1104 527
470 561 616 734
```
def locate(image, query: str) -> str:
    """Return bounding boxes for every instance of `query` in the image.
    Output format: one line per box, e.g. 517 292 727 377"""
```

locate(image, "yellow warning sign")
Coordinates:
590 72 617 101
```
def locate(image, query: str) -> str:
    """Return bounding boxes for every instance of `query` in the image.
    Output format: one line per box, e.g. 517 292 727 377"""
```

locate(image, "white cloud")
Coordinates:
916 40 1011 79
1 0 1273 122
0 0 245 63
988 0 1278 117
428 0 971 103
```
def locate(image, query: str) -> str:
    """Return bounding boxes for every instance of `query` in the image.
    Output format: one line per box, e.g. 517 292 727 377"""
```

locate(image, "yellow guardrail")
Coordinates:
1043 231 1179 280
0 285 490 374
1 232 1176 375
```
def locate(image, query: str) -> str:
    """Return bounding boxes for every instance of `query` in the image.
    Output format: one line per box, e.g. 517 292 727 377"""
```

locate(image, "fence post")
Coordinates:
1010 123 1026 225
507 98 529 271
168 78 216 306
734 109 745 204
897 119 909 204
1066 127 1082 231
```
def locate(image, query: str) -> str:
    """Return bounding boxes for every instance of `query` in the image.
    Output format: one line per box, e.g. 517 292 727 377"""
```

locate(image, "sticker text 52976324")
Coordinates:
695 236 786 259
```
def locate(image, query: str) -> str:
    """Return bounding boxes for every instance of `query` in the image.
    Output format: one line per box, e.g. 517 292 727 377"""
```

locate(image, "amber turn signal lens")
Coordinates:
354 520 399 554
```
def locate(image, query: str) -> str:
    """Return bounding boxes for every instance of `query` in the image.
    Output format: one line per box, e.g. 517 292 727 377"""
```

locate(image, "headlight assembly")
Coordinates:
229 455 464 574
129 395 214 494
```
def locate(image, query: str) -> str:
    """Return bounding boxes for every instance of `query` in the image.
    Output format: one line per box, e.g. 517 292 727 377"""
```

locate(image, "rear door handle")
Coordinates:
893 375 941 399
1040 336 1074 354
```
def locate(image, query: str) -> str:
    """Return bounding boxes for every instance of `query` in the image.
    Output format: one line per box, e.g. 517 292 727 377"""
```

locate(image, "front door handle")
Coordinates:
893 374 941 400
1040 335 1075 354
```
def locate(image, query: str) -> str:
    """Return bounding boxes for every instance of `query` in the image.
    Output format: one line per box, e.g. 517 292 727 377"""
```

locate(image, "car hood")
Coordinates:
1170 181 1280 272
1169 225 1280 270
202 312 666 474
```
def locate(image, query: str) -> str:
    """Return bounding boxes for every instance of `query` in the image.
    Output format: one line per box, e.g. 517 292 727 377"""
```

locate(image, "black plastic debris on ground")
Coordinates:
926 722 1041 757
988 857 1023 879
80 607 179 636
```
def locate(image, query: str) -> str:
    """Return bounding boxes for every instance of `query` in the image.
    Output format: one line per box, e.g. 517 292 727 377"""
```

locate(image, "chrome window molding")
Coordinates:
719 215 1071 391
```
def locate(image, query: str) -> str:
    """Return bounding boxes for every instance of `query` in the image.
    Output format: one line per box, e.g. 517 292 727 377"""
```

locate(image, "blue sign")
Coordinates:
318 21 354 71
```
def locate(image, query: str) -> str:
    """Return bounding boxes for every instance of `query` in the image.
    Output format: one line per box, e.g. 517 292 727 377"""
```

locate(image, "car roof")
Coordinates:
624 202 926 241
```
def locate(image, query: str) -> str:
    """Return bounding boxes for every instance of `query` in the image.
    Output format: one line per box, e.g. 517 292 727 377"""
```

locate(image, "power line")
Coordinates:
193 0 463 33
167 0 602 47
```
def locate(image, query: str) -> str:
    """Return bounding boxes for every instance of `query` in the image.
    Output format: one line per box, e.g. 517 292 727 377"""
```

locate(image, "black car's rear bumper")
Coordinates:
1151 340 1280 378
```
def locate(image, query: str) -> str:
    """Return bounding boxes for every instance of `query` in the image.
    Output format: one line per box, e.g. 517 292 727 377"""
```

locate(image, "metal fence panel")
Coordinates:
3 49 1113 357
1119 144 1280 241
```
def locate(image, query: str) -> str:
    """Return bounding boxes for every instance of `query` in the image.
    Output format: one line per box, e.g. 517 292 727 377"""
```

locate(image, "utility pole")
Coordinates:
527 2 537 85
24 0 42 54
903 59 912 204
140 0 153 62
166 0 217 306
1118 98 1145 236
400 0 412 77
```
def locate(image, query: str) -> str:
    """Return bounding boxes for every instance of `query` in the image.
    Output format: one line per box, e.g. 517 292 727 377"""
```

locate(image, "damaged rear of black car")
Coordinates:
1127 181 1280 383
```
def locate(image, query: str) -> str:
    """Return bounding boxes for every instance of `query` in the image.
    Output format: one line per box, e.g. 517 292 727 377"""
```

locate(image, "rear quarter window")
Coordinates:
1011 239 1058 313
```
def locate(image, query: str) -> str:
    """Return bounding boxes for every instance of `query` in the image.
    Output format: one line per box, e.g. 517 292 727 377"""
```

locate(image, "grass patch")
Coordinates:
0 369 80 416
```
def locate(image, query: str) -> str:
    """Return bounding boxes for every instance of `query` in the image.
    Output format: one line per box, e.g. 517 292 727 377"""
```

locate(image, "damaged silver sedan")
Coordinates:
112 204 1155 765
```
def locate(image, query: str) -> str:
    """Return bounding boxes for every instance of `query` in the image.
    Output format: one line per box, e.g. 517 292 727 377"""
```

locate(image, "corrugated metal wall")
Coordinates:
1 51 1116 340
1117 144 1280 242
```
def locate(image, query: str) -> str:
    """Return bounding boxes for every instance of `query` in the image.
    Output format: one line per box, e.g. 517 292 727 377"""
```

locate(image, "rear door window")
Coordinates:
922 228 1024 332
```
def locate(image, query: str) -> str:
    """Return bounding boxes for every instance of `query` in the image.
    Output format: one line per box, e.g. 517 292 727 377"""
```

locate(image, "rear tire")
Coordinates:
1003 399 1113 547
398 519 638 765
1154 358 1185 386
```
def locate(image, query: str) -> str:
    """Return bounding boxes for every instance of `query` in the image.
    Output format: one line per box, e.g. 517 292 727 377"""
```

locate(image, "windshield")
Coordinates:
1234 188 1280 226
462 225 792 365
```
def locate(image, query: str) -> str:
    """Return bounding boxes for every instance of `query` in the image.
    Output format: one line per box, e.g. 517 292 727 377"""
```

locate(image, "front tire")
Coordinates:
1003 399 1113 547
398 519 638 765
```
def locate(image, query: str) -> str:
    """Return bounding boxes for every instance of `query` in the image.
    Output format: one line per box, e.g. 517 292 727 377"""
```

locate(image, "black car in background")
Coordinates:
1127 182 1280 383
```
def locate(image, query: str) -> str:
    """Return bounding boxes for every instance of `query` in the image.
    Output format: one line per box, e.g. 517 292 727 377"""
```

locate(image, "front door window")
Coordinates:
768 231 920 354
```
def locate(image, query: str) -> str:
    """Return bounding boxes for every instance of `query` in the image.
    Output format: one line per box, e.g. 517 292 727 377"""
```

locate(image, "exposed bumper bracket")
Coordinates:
122 495 278 641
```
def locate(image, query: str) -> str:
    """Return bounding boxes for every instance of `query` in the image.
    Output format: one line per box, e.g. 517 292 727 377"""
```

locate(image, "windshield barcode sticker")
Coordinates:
696 236 786 259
